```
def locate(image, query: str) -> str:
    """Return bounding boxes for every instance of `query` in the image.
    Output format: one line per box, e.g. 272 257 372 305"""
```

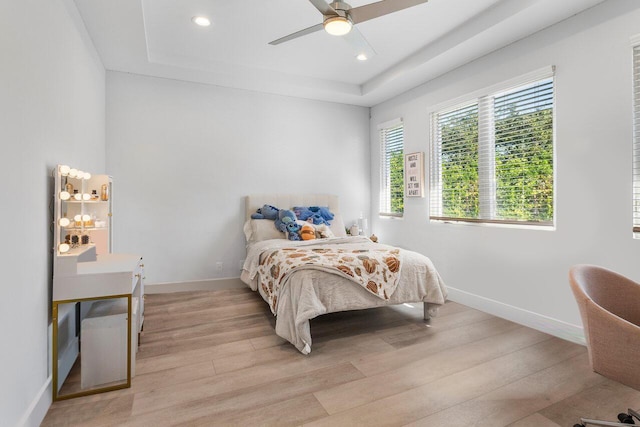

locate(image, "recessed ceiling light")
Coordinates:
356 53 368 61
192 16 211 27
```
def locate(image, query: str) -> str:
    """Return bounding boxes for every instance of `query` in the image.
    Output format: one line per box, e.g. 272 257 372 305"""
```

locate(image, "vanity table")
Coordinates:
51 165 144 401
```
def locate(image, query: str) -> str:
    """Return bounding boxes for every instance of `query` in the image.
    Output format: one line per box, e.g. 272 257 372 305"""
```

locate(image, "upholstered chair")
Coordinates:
569 264 640 391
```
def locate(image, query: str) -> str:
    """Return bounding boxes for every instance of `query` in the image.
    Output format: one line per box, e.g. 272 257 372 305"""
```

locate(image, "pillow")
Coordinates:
243 219 285 244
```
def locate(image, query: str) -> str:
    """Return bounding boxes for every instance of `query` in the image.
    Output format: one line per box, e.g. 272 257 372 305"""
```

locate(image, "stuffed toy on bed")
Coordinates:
292 206 313 222
275 209 297 233
251 204 279 220
300 223 316 240
285 221 302 241
313 223 334 239
309 206 334 224
293 206 334 226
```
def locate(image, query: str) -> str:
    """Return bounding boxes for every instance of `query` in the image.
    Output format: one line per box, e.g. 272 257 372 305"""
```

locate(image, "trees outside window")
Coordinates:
431 76 554 226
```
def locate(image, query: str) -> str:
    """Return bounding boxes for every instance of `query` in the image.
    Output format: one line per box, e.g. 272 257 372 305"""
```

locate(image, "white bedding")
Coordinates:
241 236 448 354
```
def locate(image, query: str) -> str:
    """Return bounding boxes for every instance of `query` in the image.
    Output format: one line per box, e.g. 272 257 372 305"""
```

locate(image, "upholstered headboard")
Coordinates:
245 194 346 237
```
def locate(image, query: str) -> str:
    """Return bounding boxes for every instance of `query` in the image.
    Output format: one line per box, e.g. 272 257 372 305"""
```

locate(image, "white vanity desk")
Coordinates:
52 246 144 401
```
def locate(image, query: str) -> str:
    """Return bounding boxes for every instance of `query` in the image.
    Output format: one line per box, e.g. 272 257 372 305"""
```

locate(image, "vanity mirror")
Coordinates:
54 164 112 258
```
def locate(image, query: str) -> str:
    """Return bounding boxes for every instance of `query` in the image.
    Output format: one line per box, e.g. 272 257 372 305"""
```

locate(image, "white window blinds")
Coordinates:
379 120 404 216
431 74 554 226
633 45 640 233
430 103 479 220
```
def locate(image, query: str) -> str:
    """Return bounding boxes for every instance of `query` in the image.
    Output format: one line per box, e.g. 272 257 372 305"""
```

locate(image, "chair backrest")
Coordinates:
569 264 640 328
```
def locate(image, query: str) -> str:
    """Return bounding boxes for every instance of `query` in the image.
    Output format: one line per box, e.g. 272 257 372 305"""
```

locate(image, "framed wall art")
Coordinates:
405 152 424 198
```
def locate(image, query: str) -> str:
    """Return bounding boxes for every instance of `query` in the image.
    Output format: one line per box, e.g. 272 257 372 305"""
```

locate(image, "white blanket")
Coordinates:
242 236 447 354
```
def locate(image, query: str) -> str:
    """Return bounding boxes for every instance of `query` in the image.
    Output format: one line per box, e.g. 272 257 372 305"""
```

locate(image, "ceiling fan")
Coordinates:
269 0 429 60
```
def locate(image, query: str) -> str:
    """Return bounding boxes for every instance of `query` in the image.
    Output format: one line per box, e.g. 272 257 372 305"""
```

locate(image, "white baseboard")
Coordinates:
445 287 586 346
18 376 52 427
145 277 245 294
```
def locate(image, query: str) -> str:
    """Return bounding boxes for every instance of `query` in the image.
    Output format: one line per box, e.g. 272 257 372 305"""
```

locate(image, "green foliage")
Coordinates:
389 151 404 214
436 101 553 223
440 110 479 219
495 107 553 222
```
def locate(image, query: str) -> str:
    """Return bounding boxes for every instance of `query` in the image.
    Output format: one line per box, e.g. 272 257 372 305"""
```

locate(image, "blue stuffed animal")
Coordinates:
306 213 326 225
293 206 334 226
309 206 334 224
275 209 297 233
251 204 279 220
285 221 302 241
293 206 314 222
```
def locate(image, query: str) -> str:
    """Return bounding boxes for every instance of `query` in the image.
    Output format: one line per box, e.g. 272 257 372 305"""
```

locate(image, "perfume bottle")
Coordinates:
100 184 109 201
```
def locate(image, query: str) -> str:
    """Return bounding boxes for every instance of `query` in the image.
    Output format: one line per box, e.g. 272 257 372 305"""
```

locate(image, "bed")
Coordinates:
240 194 447 354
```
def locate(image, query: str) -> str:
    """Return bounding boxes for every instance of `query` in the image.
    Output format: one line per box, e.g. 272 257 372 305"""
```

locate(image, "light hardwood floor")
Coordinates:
42 288 640 426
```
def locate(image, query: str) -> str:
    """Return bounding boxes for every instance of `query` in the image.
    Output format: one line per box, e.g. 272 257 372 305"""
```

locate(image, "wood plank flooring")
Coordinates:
42 288 640 426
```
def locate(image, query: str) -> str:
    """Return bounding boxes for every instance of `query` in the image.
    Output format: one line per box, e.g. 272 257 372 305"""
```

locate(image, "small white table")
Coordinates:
52 250 144 401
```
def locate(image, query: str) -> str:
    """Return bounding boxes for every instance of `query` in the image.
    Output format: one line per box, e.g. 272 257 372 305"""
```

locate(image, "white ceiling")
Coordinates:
73 0 605 106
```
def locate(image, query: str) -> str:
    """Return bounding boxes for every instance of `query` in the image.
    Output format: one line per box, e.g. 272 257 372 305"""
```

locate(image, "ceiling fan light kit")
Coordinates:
323 16 352 36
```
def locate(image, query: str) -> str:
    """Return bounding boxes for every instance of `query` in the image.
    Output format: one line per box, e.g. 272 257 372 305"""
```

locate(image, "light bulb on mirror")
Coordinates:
82 214 91 222
74 214 82 222
77 171 84 180
74 193 82 201
84 172 91 180
82 193 91 201
58 218 70 227
59 243 70 253
60 191 70 201
59 165 70 176
68 168 78 178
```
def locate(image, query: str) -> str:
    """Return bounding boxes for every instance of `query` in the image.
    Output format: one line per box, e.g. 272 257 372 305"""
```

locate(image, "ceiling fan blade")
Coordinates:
349 0 429 24
341 25 377 60
269 23 325 45
308 0 338 16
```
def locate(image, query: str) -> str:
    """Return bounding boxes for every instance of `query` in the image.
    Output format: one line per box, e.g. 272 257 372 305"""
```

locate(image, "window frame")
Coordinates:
429 67 556 228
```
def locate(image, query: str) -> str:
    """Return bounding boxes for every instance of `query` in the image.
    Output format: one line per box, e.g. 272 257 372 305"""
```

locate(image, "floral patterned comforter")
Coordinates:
257 244 402 314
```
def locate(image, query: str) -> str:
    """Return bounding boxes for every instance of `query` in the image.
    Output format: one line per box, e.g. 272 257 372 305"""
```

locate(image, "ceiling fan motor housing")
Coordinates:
325 1 352 20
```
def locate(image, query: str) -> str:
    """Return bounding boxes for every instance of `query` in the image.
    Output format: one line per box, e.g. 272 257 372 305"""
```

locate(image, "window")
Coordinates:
430 72 554 226
379 119 404 216
633 43 640 234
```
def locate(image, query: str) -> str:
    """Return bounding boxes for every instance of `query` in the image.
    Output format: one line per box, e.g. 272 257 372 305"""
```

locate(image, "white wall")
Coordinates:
106 72 370 284
370 0 640 339
0 0 105 425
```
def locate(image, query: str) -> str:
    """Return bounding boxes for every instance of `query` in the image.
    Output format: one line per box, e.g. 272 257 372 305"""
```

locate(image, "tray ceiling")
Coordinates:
73 0 605 106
